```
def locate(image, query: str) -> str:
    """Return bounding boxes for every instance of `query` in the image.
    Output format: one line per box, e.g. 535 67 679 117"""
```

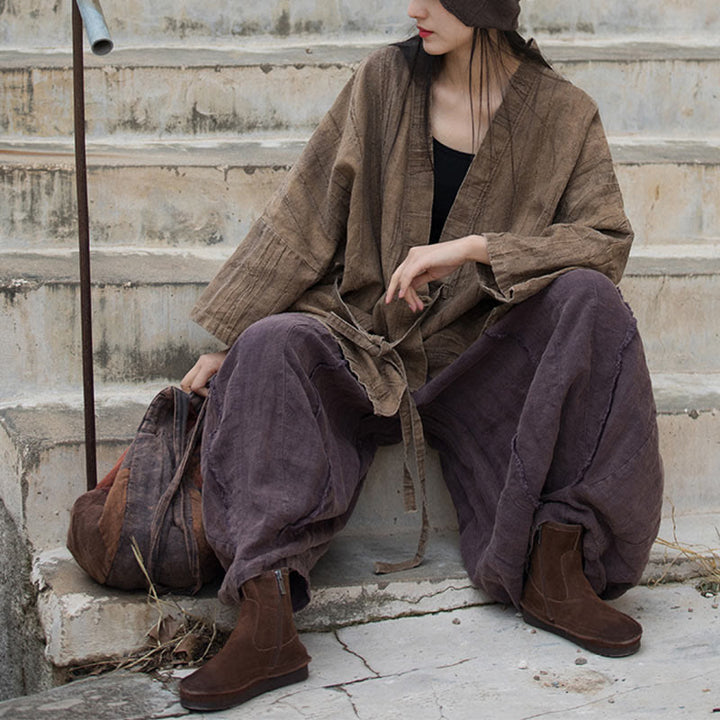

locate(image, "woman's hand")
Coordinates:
385 234 489 312
180 350 228 397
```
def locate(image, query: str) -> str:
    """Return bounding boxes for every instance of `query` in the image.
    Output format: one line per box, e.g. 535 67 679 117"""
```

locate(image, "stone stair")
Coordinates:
1 0 719 699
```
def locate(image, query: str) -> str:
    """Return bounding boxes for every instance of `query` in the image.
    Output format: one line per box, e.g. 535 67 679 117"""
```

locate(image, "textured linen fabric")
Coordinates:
191 37 658 607
191 39 633 417
416 269 663 606
201 270 662 610
439 0 521 30
200 314 378 609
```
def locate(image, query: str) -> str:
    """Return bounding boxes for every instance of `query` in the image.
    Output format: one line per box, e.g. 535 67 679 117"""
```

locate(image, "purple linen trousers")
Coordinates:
201 269 663 609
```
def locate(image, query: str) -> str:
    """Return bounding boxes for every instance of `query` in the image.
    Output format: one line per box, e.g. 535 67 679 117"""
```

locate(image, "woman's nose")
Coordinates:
407 0 427 21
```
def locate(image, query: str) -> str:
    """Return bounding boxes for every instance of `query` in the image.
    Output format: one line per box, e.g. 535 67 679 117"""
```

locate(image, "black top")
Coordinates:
430 137 475 244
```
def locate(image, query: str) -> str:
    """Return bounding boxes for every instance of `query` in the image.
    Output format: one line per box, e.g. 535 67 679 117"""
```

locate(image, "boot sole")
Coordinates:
179 664 309 712
522 610 641 658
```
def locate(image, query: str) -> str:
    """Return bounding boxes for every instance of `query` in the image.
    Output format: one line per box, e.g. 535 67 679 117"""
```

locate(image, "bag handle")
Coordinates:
146 389 208 593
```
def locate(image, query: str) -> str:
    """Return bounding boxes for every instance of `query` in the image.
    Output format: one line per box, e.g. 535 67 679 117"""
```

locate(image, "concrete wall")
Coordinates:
0 500 52 700
2 0 718 48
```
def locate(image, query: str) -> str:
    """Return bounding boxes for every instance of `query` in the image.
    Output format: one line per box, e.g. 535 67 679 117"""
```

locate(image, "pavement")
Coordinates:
0 581 718 720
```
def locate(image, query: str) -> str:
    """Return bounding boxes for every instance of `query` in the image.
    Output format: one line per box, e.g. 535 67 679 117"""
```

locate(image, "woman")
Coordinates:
178 0 663 711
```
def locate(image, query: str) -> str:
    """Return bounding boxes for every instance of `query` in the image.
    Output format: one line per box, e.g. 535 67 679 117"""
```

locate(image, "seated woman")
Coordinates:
178 0 663 712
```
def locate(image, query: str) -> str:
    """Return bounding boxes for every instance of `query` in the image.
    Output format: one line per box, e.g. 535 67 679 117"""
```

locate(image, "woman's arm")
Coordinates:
190 49 386 346
479 110 632 304
385 234 489 311
387 109 632 312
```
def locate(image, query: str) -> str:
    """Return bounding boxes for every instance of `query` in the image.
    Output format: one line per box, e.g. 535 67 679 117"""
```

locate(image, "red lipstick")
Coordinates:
418 27 433 39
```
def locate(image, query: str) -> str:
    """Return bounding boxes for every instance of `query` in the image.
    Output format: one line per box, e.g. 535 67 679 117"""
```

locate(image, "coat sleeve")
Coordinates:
480 110 633 304
189 60 377 346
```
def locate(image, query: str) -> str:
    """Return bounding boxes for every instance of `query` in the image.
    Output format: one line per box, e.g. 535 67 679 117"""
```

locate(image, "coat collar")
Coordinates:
400 55 538 253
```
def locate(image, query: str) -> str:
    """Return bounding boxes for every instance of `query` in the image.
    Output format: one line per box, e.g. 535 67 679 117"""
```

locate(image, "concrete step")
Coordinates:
522 0 720 39
1 246 718 393
612 138 720 247
1 374 718 558
0 250 224 393
2 0 718 50
0 1 409 50
621 246 720 374
2 137 719 248
0 136 307 249
2 583 720 720
2 41 719 139
28 508 720 671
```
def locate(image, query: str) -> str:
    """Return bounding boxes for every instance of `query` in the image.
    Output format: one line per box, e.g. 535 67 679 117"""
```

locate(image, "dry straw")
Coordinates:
67 539 227 681
651 506 720 594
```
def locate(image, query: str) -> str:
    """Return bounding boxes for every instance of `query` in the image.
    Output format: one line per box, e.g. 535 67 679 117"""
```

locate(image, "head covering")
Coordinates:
439 0 521 30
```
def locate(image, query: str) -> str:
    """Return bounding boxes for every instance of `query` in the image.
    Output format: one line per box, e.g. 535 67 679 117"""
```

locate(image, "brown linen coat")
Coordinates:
191 40 633 421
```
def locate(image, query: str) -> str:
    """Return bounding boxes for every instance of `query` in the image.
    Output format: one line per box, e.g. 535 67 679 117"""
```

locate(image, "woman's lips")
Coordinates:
418 27 433 39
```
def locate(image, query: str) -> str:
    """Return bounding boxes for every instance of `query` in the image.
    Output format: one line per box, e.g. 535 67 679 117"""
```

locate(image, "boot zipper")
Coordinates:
275 569 286 596
535 526 554 622
273 570 286 668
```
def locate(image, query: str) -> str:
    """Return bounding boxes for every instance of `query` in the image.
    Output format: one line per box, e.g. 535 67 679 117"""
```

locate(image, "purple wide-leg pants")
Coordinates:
201 269 663 610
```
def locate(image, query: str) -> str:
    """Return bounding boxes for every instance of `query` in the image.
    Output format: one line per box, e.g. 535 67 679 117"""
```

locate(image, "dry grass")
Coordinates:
67 616 228 681
651 506 720 595
67 539 229 682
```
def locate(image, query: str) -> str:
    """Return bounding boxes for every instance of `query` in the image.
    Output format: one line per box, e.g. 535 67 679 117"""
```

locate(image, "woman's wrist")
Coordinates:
463 234 490 265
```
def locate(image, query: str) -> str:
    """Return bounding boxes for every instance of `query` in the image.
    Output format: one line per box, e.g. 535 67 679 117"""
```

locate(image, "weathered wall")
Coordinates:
0 499 52 700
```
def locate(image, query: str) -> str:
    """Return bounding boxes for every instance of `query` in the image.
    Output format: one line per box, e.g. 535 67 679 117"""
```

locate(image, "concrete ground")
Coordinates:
0 581 717 720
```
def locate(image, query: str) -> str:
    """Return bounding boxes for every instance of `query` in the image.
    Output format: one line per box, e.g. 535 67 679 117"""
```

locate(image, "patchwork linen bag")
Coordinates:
67 387 222 593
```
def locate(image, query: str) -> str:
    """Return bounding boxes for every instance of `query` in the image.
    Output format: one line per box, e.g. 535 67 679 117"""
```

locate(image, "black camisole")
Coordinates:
429 138 475 245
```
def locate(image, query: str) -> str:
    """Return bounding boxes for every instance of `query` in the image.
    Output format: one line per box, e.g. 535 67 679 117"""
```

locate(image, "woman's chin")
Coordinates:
420 37 445 55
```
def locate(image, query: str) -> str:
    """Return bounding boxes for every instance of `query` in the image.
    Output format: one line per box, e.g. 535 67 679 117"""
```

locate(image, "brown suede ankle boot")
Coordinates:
179 568 311 711
520 522 642 657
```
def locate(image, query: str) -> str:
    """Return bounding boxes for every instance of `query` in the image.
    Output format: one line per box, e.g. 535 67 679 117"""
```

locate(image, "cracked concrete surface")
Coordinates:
0 582 718 719
332 630 381 678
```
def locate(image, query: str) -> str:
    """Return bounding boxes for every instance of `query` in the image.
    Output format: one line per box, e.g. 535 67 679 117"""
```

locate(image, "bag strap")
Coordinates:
146 389 208 593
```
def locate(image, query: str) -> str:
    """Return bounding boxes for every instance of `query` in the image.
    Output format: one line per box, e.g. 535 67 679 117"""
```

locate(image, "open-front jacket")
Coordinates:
191 39 633 421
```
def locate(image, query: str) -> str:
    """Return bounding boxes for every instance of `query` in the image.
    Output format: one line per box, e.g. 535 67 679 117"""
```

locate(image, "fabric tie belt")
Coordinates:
325 286 441 574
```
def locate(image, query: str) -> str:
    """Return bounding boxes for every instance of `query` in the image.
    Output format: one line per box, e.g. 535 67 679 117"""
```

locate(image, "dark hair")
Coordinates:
463 29 551 151
503 30 552 69
394 30 551 151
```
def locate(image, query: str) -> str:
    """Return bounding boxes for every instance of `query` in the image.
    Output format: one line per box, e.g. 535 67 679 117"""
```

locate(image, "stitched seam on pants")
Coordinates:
279 325 342 524
578 419 658 490
483 327 541 368
510 434 542 510
571 313 638 488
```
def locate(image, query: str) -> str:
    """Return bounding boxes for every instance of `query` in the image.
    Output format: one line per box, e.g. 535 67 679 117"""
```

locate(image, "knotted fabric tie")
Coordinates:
325 289 439 574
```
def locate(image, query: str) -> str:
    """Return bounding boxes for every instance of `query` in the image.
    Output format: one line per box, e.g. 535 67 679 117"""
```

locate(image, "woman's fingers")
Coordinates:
189 368 211 397
385 269 402 305
386 263 430 311
386 242 469 311
180 351 228 395
180 363 200 394
403 285 424 312
386 248 430 306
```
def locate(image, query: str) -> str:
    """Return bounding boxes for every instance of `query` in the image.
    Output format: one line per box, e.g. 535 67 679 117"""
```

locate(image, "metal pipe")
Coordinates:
72 0 113 490
75 0 113 56
73 1 97 491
